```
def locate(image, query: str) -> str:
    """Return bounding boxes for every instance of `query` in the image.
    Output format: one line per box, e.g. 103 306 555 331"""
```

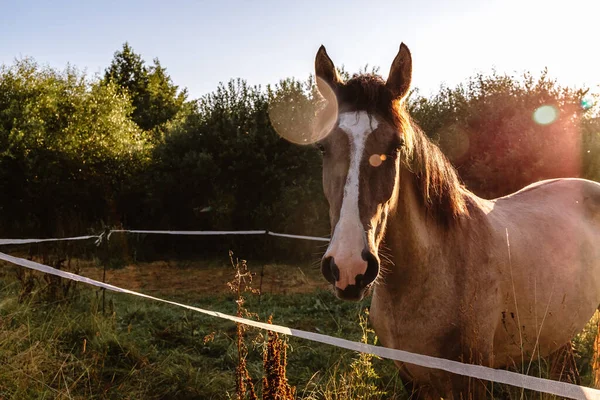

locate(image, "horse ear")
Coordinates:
315 45 343 96
386 43 412 101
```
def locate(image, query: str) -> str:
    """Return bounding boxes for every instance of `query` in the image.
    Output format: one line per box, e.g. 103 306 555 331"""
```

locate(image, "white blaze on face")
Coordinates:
325 111 378 289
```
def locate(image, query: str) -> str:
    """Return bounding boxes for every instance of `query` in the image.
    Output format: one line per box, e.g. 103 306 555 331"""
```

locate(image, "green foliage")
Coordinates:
408 70 600 198
104 43 188 136
1 259 596 399
0 59 149 236
307 309 394 400
1 47 329 260
127 78 328 259
1 46 599 262
573 311 600 384
0 261 404 399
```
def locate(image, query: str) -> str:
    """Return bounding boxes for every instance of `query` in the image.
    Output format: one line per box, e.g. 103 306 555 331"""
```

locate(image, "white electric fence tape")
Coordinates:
109 229 268 237
109 229 331 242
0 235 100 246
0 250 598 399
266 231 331 242
0 230 330 246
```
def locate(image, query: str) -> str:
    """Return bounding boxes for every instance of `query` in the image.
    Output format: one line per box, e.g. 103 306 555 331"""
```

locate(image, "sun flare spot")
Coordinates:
369 154 386 167
533 105 559 125
581 96 594 110
268 77 338 145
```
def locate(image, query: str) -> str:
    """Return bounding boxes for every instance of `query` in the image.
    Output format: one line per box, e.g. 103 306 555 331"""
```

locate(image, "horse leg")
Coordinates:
395 362 442 400
398 363 490 399
448 343 496 399
421 370 485 400
403 382 439 400
448 374 489 400
395 363 426 399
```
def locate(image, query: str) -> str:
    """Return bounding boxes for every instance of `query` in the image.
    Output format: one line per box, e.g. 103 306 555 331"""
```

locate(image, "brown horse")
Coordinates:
313 43 600 399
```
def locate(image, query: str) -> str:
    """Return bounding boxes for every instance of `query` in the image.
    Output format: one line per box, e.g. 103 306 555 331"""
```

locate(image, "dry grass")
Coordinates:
228 252 296 400
0 253 598 399
79 259 328 297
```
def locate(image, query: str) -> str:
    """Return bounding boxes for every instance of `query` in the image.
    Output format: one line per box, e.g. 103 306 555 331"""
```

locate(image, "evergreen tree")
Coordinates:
104 43 187 135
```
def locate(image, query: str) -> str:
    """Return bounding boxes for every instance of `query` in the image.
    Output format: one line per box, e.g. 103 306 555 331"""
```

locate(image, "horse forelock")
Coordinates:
335 74 470 224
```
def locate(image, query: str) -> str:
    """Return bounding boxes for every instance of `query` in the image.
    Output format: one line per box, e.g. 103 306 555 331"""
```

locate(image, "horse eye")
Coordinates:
385 140 404 158
394 138 405 151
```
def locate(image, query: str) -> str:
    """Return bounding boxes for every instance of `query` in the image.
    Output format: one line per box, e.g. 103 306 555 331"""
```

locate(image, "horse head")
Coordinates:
315 44 413 301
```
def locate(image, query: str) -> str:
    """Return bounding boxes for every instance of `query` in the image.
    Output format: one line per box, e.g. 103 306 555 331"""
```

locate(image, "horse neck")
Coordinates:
383 166 493 278
384 167 453 270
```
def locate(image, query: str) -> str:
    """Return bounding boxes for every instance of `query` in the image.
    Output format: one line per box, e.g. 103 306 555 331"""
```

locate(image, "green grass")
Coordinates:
0 263 405 399
0 259 597 399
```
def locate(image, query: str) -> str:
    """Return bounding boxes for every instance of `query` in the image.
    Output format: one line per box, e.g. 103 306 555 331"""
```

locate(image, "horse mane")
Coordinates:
336 74 470 224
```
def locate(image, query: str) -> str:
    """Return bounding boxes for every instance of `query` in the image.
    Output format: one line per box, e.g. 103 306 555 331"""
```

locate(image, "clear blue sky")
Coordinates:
1 0 598 99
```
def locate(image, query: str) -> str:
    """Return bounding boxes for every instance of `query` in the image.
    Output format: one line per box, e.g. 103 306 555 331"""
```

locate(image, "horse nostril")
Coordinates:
330 258 340 281
361 249 379 285
321 256 339 284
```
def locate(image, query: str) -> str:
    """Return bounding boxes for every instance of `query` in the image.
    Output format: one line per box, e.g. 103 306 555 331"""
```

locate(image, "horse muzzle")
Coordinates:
321 249 379 301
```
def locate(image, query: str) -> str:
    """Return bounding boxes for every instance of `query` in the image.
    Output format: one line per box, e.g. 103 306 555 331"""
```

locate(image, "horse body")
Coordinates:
311 43 600 398
488 178 600 364
369 176 600 395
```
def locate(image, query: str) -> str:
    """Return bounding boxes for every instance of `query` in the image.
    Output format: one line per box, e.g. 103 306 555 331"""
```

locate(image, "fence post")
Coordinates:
258 231 269 306
100 227 110 314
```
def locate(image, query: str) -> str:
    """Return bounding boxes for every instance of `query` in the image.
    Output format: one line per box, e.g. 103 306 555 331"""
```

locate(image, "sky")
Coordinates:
1 0 599 100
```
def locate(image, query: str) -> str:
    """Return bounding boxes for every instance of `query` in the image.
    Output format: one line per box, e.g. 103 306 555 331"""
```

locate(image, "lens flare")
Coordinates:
440 124 470 160
581 96 594 110
369 154 387 167
533 105 559 125
268 77 338 145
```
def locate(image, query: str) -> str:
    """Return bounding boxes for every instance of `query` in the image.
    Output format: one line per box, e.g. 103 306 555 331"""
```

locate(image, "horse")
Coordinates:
312 43 600 399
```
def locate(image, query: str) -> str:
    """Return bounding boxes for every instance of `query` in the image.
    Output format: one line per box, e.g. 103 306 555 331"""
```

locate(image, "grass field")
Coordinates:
0 253 597 399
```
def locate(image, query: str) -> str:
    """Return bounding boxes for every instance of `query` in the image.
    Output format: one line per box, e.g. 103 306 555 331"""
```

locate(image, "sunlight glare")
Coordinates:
581 96 594 111
268 78 338 145
533 105 559 125
369 154 386 167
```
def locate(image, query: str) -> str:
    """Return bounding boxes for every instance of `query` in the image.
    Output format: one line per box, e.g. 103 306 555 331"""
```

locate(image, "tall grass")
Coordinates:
0 254 598 399
0 255 402 399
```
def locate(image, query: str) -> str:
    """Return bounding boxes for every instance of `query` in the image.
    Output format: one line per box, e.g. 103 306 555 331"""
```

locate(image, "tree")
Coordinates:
0 58 149 236
146 59 188 134
104 43 187 135
123 77 328 259
408 71 600 198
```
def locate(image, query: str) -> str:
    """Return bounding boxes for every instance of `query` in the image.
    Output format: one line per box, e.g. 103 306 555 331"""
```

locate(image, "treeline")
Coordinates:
0 43 598 259
410 71 600 198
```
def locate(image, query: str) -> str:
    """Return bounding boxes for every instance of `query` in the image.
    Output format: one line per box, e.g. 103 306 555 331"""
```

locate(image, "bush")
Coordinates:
409 70 600 198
